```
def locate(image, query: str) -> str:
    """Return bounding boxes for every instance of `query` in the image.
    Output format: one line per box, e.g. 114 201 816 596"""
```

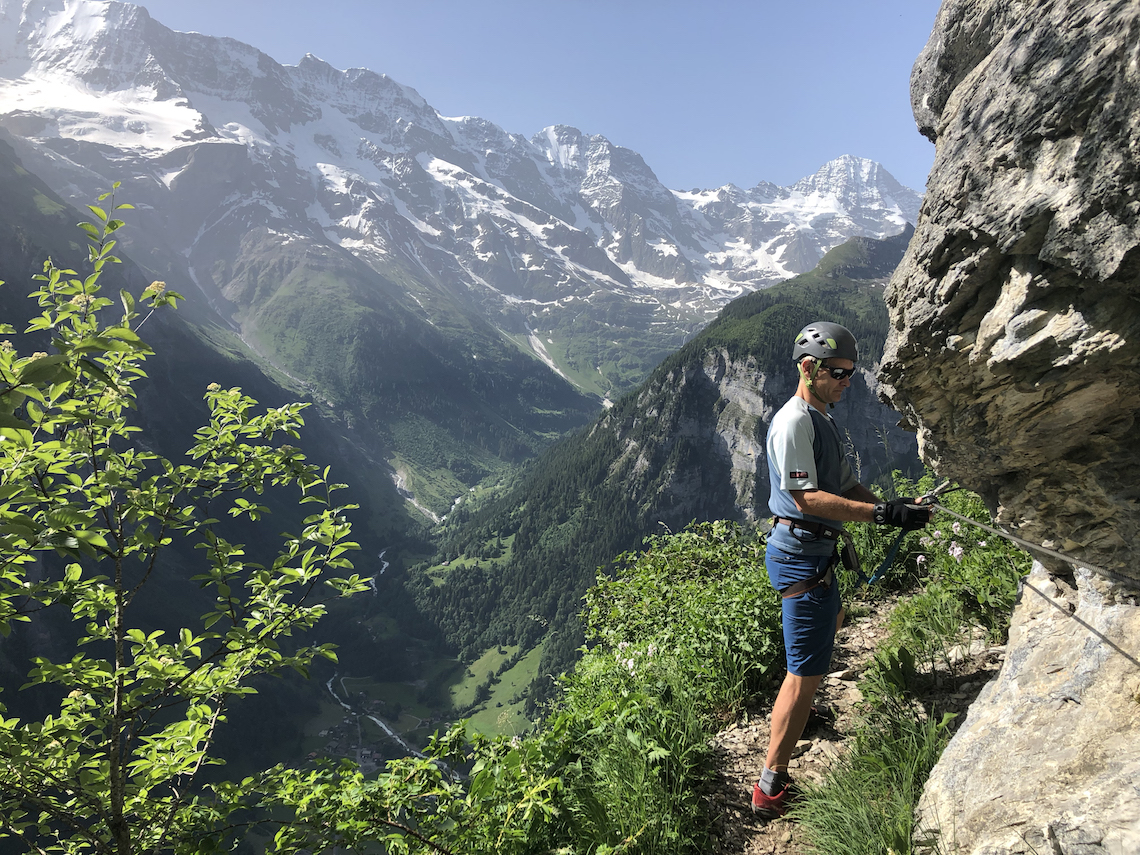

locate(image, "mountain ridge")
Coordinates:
0 0 921 405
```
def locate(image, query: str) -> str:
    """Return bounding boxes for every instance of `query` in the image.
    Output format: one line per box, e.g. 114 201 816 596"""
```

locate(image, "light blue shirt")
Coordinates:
766 397 858 556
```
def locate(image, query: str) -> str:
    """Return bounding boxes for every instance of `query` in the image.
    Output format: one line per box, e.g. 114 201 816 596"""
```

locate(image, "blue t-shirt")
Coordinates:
766 396 858 556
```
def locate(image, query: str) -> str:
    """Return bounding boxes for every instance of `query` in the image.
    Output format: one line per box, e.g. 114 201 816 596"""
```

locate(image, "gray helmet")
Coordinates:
792 322 858 363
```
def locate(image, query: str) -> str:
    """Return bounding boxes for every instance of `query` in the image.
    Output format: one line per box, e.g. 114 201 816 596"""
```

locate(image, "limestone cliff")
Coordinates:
879 1 1140 852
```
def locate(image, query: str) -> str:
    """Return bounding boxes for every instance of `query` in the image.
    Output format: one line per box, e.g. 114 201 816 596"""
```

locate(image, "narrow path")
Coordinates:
705 596 899 854
706 593 1006 855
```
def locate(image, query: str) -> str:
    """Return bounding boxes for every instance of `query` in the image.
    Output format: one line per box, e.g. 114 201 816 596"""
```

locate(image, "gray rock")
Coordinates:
881 2 1140 852
883 0 1140 583
917 564 1140 855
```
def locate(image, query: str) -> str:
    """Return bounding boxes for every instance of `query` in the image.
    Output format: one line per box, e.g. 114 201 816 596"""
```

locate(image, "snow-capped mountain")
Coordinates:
0 0 921 401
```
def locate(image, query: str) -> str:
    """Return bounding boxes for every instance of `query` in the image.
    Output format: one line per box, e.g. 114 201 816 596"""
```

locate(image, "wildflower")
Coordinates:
143 280 167 297
978 540 987 547
69 294 94 309
949 541 965 562
916 554 927 565
1 341 13 353
206 382 221 392
952 521 962 534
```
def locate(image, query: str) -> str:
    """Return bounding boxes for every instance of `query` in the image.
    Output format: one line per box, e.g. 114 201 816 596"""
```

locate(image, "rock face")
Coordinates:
879 1 1140 853
920 564 1140 855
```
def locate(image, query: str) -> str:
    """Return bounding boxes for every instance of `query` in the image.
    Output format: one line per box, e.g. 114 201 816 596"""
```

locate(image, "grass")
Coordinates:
464 644 544 736
446 642 545 736
450 646 520 709
792 701 953 855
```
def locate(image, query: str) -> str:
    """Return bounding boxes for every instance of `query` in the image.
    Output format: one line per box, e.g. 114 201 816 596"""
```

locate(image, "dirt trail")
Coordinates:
705 596 1005 855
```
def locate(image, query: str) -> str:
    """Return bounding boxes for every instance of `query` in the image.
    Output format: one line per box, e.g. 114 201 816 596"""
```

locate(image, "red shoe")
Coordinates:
751 779 796 819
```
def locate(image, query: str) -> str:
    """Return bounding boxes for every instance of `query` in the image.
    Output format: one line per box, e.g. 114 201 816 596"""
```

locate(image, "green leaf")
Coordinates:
46 507 93 529
17 354 68 385
76 360 114 385
0 412 31 430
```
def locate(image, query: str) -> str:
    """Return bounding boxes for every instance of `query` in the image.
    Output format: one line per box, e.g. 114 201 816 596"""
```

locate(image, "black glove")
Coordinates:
872 498 931 531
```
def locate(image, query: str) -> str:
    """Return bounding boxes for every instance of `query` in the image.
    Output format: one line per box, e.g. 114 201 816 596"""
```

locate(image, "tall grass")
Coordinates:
792 700 953 855
555 652 710 853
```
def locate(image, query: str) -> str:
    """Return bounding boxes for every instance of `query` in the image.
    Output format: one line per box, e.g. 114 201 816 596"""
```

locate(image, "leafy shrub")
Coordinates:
582 520 783 716
554 651 710 854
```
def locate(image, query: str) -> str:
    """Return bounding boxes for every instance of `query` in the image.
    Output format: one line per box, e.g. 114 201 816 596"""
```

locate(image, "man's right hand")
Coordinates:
872 498 931 531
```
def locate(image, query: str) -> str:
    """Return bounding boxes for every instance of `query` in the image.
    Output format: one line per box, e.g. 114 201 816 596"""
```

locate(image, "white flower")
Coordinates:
952 521 962 534
949 542 965 562
916 554 927 565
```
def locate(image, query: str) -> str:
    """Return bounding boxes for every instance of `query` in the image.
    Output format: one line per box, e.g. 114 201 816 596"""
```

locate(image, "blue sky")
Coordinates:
136 0 942 192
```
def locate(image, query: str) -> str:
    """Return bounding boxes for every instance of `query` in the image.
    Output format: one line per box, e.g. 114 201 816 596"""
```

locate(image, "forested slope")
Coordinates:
410 226 920 706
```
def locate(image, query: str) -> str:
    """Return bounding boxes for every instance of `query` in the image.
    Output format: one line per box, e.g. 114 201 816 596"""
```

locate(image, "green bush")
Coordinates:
553 651 710 853
582 520 783 716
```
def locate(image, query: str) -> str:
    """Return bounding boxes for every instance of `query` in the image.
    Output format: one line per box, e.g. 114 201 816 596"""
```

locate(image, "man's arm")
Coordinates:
790 487 877 523
791 485 932 530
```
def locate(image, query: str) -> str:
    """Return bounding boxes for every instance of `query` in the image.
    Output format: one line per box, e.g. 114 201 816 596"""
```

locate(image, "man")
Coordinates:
752 320 930 819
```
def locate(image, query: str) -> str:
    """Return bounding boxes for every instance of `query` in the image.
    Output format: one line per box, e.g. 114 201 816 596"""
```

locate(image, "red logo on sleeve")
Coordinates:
789 470 808 479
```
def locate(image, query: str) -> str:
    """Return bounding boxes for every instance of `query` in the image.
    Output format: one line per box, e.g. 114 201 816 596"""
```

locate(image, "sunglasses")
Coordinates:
819 363 856 380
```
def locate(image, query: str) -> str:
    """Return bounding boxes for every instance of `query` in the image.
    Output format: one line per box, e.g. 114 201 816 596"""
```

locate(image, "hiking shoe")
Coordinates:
751 780 796 819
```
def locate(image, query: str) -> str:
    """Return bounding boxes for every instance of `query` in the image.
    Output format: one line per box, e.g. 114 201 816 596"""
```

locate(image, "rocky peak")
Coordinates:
0 0 925 406
792 153 923 213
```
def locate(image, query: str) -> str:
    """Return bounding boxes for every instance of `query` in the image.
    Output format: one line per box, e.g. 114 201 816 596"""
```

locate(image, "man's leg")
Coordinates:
765 671 825 774
757 547 840 812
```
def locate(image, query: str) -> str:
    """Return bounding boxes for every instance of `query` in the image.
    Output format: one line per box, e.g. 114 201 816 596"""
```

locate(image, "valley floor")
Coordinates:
705 593 1007 855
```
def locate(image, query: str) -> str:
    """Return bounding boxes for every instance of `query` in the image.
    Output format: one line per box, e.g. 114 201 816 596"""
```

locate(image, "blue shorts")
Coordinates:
766 545 841 677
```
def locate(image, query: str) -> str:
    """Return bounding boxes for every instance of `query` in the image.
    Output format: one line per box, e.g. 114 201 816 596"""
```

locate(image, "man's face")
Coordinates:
812 358 855 404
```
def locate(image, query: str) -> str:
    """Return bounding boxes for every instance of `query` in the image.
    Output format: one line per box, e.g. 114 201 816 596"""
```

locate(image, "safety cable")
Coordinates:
927 500 1139 590
925 485 1139 670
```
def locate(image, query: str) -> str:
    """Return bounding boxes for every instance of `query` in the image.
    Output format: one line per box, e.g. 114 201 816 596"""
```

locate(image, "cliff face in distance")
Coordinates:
879 2 1140 853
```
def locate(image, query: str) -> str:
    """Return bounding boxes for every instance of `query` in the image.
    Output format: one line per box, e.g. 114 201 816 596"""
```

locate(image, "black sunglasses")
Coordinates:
819 363 856 380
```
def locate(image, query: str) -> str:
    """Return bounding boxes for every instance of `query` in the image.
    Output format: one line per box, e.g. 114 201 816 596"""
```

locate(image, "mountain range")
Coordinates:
0 0 921 518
